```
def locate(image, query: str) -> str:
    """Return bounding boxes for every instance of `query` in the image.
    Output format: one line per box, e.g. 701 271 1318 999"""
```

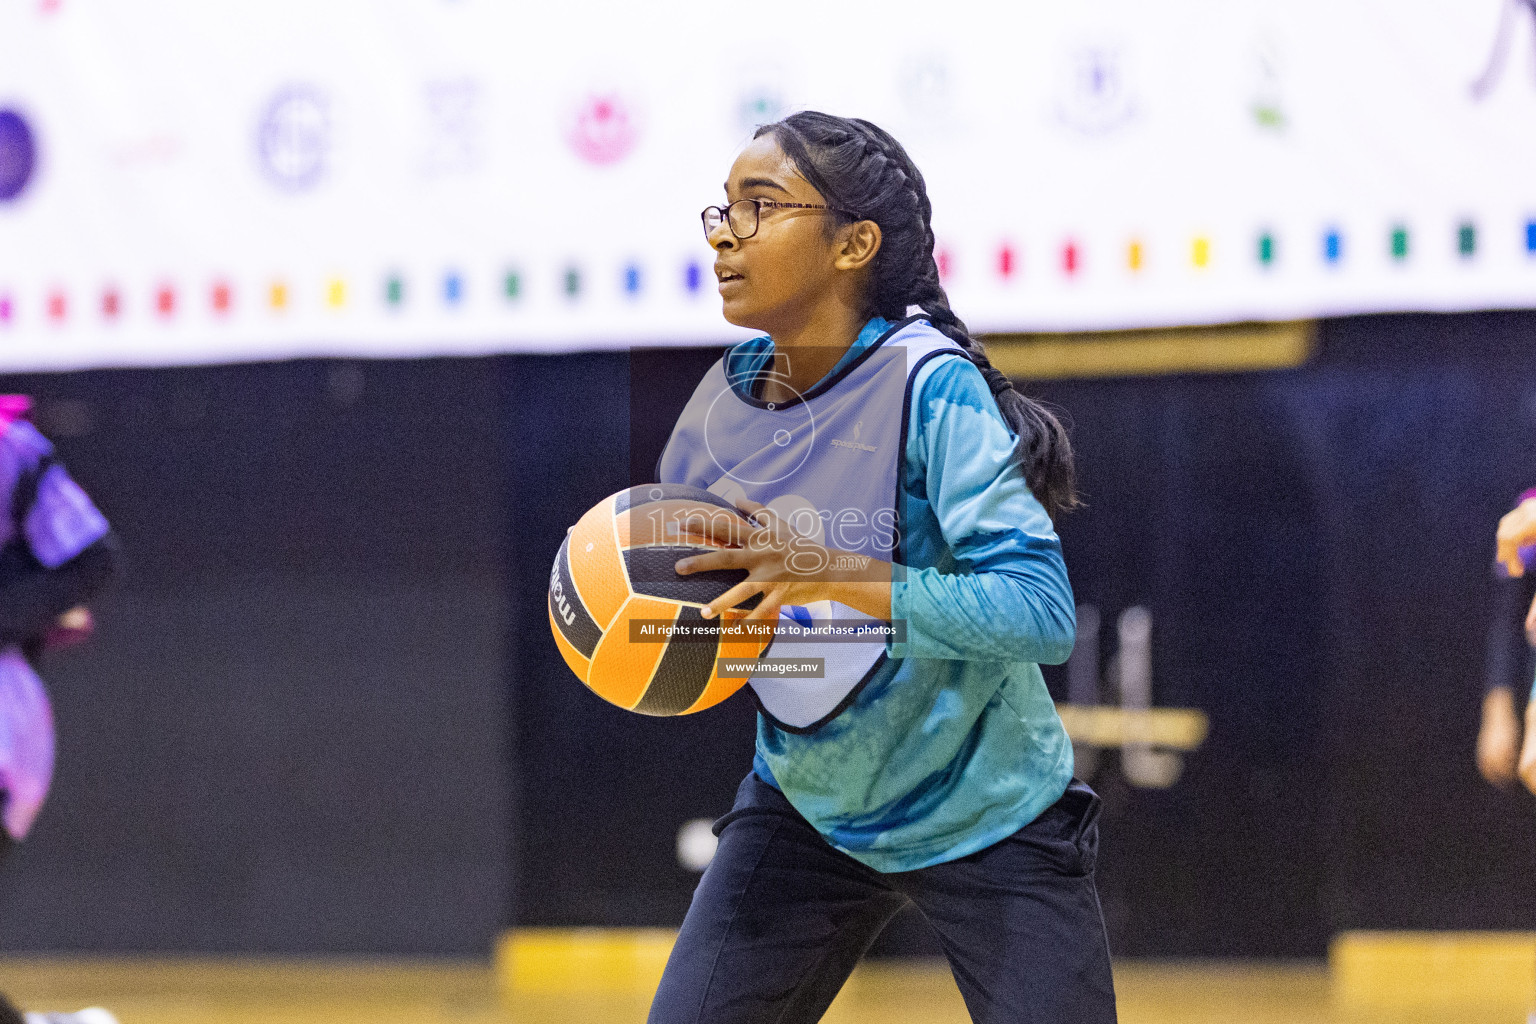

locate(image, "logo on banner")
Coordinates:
568 94 638 165
1471 0 1536 100
1249 34 1289 132
0 109 38 203
898 55 956 127
422 78 482 176
1054 45 1138 136
257 86 330 190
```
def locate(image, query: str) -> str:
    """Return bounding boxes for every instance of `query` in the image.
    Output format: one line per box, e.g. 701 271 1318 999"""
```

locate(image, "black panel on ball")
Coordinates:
549 533 603 657
634 605 719 716
623 545 762 610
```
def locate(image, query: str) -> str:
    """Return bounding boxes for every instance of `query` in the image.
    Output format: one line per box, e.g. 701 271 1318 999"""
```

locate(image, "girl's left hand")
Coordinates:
674 498 829 623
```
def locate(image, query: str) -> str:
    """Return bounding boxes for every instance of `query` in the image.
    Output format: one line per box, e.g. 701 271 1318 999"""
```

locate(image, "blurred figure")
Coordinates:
1482 490 1536 794
0 396 118 1024
1477 571 1534 787
1495 490 1536 579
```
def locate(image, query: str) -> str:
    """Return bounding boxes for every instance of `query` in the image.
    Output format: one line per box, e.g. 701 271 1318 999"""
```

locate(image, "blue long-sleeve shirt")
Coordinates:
682 318 1076 872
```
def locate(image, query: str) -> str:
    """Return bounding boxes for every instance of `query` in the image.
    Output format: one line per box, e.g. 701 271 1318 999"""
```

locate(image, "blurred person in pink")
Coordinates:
0 395 118 1024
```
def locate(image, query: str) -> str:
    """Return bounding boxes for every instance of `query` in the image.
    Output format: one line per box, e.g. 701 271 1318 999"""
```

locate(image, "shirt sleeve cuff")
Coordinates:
887 576 913 659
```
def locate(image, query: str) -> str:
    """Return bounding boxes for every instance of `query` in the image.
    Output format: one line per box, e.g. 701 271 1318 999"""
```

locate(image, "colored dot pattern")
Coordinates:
1323 229 1343 266
998 245 1017 278
2 223 1533 332
1191 237 1210 269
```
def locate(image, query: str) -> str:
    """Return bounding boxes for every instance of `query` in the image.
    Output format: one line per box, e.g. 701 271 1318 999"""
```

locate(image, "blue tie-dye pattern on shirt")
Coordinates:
714 318 1076 873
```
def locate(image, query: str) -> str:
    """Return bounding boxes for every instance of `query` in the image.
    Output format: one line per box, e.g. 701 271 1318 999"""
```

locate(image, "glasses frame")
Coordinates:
701 198 857 240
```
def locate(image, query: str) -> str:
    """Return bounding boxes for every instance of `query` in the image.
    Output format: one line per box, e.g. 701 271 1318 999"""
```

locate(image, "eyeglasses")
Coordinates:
700 198 855 240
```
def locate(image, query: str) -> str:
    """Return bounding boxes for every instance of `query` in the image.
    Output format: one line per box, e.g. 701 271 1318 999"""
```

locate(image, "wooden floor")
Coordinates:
0 958 1528 1024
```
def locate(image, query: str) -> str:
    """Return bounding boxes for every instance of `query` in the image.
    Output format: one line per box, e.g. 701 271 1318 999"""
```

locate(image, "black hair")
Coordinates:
754 111 1079 520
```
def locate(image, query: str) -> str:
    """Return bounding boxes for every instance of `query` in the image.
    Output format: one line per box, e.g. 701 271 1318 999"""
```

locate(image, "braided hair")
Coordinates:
754 111 1080 520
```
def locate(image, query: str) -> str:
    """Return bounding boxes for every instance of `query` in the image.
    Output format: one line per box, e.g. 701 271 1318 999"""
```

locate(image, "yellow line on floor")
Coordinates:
1331 930 1536 1007
0 952 1526 1023
496 928 675 995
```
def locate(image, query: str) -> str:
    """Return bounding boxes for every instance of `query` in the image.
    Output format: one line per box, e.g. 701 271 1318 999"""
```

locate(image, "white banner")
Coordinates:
0 0 1532 370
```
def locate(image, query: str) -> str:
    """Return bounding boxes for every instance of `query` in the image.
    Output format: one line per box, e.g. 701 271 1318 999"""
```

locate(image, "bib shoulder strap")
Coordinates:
883 319 969 367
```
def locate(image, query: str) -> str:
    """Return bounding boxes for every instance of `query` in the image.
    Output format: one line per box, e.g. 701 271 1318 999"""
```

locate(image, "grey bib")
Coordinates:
658 317 965 731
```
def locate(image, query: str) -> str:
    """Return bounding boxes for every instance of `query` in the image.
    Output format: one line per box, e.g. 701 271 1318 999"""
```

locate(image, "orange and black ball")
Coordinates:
548 484 769 715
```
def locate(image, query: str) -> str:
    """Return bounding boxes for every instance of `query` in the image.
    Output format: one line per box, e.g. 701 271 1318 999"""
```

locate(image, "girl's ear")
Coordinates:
834 220 882 272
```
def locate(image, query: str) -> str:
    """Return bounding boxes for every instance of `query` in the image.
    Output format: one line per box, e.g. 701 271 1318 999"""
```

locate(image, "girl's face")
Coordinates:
710 135 874 334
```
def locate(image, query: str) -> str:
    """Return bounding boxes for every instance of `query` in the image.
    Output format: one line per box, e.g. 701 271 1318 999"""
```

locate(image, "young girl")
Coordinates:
652 113 1116 1022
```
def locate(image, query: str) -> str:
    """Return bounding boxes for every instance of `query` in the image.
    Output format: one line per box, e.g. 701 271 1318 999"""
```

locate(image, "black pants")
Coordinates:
649 773 1117 1024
